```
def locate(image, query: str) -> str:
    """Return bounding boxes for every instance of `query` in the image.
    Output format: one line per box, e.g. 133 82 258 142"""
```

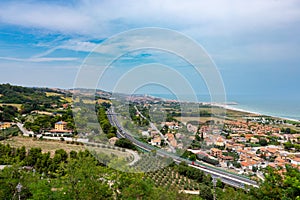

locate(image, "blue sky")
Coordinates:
0 0 300 98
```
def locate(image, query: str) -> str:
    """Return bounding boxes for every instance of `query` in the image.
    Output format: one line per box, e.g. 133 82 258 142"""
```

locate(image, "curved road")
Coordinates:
107 108 259 189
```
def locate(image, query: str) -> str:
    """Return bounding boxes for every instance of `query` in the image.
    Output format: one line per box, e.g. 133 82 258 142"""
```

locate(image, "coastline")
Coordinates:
215 103 300 122
144 94 300 123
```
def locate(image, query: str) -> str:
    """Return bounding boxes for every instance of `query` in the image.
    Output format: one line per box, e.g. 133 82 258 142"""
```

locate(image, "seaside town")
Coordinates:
1 84 300 199
2 1 300 199
120 96 300 181
1 87 300 183
139 106 300 179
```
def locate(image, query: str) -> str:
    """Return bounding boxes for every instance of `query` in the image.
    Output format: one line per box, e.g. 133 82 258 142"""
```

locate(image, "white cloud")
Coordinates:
60 40 98 52
1 0 300 69
0 0 300 37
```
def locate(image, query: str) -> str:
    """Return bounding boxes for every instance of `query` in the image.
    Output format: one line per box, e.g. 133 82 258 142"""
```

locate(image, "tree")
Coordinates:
189 154 197 161
115 138 136 150
284 142 294 150
70 150 78 159
199 184 213 200
119 177 155 199
259 138 268 146
252 166 258 172
26 148 42 166
16 146 26 161
109 126 117 134
53 149 68 164
31 125 41 134
160 125 169 135
64 156 113 200
216 178 224 189
285 128 291 134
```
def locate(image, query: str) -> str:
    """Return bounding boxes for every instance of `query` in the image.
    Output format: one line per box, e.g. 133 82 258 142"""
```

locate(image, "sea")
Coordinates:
147 93 300 121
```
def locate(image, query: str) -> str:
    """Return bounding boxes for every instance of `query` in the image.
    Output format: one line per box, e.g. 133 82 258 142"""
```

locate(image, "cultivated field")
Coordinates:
0 136 85 157
45 92 63 97
0 103 22 110
175 116 222 124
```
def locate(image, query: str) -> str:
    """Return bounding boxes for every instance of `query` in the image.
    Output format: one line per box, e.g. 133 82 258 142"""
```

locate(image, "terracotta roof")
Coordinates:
166 133 175 141
275 157 285 163
291 157 300 162
241 161 250 167
211 148 222 152
268 163 277 168
222 156 234 160
152 136 161 143
267 148 278 154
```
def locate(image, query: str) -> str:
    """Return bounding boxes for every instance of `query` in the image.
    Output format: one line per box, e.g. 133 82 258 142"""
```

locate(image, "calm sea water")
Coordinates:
147 93 300 120
227 95 300 120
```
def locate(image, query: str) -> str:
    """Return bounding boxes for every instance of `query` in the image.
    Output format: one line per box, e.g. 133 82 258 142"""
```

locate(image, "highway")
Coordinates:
133 105 176 153
107 107 259 189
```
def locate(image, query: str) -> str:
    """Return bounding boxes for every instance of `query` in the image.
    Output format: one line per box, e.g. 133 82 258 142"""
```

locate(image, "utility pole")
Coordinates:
16 182 22 200
212 177 217 200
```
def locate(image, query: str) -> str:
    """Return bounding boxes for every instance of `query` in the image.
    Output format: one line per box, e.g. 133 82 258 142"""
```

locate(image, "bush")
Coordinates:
115 138 136 150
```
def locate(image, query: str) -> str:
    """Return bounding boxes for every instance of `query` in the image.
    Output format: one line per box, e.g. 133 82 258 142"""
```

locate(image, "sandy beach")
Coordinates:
213 103 300 122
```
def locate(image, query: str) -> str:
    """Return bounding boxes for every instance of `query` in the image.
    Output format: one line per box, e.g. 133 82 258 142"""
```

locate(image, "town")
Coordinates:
103 94 300 182
1 84 300 199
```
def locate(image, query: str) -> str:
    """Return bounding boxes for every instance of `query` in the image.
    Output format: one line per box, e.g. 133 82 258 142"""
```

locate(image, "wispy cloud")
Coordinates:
0 56 78 62
31 40 98 59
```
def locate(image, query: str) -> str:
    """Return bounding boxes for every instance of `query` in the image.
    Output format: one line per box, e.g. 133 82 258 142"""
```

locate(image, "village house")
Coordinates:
150 136 161 146
175 133 182 139
250 137 259 143
44 120 73 137
55 121 67 131
166 133 177 148
236 137 247 143
142 131 150 137
221 155 234 162
225 143 234 150
0 122 11 130
245 134 253 141
187 123 197 133
269 148 280 156
177 142 183 149
170 139 177 148
150 130 159 137
275 156 286 164
162 121 181 130
109 137 119 145
215 136 225 146
241 160 258 171
232 143 245 151
289 157 300 165
210 148 222 158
